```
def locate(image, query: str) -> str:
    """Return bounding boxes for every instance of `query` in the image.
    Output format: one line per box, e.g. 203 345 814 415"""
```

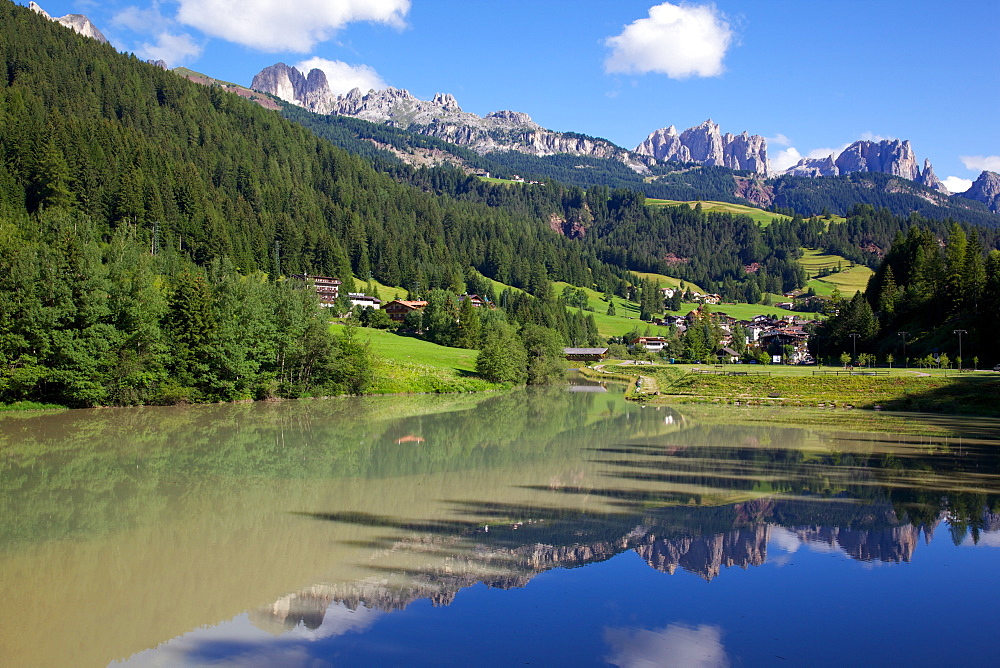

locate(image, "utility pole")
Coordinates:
274 240 281 278
849 333 860 364
953 329 967 371
898 331 909 367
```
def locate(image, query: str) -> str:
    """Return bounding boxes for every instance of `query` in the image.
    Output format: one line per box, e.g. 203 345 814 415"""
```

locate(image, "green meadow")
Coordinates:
800 249 873 297
329 324 499 394
645 199 791 226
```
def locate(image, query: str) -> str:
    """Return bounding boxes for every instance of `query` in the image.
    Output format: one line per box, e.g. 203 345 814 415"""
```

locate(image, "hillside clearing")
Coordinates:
645 199 791 226
800 249 873 297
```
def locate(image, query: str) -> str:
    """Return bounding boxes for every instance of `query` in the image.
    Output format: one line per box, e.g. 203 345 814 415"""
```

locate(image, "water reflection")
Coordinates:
2 386 1000 666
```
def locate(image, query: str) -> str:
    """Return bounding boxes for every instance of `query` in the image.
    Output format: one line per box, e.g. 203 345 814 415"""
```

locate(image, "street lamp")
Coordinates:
849 333 861 365
898 331 909 367
953 329 967 371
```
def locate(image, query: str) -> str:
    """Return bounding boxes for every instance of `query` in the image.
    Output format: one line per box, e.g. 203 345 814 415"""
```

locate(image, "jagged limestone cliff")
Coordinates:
634 120 769 174
251 63 651 170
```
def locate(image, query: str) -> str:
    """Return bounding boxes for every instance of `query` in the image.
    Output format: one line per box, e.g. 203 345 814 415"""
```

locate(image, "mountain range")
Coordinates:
249 62 965 189
21 2 1000 218
248 61 1000 218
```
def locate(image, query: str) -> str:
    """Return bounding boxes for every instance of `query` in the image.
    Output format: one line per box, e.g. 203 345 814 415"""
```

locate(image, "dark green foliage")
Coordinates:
814 223 1000 365
0 211 345 406
772 172 1000 227
327 323 375 395
521 324 566 385
475 322 528 384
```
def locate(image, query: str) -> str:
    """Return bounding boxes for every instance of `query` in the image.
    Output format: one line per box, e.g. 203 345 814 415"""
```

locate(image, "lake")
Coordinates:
2 380 1000 666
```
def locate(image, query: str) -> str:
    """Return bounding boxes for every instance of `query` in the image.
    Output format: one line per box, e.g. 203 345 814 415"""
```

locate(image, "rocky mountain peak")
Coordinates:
635 119 767 174
782 153 839 178
835 139 919 180
916 158 948 194
30 1 108 44
250 62 653 164
486 110 533 124
250 63 332 111
28 2 50 19
431 92 461 112
957 170 1000 212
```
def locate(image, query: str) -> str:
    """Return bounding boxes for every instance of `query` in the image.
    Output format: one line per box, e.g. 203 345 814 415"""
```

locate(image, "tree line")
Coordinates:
0 210 376 406
813 223 1000 365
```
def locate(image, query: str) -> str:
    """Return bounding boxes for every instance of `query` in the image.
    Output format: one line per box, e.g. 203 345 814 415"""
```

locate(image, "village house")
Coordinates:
715 347 740 363
383 299 428 322
291 274 341 307
636 336 668 352
349 293 381 310
458 294 489 308
758 328 810 363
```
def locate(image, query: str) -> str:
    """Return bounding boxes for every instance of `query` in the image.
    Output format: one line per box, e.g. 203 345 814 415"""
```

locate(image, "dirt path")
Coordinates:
592 363 660 396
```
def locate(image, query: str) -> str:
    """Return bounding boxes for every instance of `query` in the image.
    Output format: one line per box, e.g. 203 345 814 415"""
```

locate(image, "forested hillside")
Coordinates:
0 2 620 293
0 1 610 405
814 223 1000 365
3 0 1000 407
280 98 1000 227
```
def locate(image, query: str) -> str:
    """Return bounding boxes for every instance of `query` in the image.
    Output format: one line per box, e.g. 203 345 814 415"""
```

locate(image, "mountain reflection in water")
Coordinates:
2 385 1000 666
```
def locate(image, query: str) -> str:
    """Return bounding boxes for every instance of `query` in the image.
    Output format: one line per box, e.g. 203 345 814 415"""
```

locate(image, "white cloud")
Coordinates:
114 4 202 66
604 2 733 79
960 155 1000 173
137 32 203 66
176 0 410 52
766 133 792 147
769 526 802 554
963 531 1000 547
942 176 972 194
605 623 730 668
113 5 165 32
769 147 802 172
295 58 387 96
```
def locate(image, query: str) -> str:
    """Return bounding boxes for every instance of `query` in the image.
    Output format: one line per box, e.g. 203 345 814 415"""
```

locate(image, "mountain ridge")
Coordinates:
28 1 107 43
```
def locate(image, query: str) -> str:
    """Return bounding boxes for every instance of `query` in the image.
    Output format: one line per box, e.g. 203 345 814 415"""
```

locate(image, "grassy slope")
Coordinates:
630 271 706 294
799 249 873 297
553 281 644 338
681 301 821 321
602 362 1000 416
330 324 500 394
645 199 791 226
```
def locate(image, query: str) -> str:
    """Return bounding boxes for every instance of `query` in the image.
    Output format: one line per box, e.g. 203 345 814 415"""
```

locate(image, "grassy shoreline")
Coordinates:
588 362 1000 417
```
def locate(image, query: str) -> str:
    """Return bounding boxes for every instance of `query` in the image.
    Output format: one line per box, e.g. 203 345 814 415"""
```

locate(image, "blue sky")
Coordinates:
28 0 1000 191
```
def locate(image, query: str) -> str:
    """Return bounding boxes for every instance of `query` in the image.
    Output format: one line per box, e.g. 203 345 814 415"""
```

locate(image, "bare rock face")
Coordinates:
251 63 650 169
633 525 770 581
782 154 840 177
916 158 948 194
635 120 768 174
250 63 335 113
30 2 108 44
724 131 768 173
957 170 1000 212
680 119 726 166
486 110 533 125
835 139 919 180
635 126 691 163
28 1 50 18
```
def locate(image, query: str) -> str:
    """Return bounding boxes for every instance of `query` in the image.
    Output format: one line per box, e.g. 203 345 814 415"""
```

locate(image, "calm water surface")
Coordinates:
2 380 1000 666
